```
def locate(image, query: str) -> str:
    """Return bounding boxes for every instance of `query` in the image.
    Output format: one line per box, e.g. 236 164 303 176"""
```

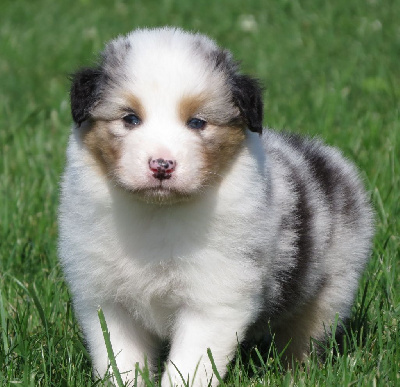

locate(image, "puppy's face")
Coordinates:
70 28 263 204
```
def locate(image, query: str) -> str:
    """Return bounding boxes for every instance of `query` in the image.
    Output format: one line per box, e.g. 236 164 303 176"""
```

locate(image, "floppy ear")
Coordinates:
231 74 264 134
70 67 103 125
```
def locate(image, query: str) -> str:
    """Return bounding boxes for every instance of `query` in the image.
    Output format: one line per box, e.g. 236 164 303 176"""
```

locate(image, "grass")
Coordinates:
0 0 399 385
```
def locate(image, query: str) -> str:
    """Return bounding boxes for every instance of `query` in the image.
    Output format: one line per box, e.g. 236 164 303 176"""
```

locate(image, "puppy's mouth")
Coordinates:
137 186 192 204
113 156 202 204
117 180 192 205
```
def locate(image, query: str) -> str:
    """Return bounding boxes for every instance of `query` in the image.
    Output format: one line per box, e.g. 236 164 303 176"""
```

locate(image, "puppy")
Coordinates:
59 27 374 386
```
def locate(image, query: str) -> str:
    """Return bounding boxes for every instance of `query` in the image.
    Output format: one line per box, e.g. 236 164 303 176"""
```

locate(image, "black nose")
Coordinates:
149 158 176 180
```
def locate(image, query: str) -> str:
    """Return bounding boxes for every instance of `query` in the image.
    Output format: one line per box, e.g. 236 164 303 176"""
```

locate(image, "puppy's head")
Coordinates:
70 27 263 204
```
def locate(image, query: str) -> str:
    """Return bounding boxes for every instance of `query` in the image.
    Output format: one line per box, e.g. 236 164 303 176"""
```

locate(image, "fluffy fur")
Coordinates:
59 27 374 386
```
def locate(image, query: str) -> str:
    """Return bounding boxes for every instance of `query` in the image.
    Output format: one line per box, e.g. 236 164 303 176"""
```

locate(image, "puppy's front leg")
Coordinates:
162 309 247 387
78 302 158 386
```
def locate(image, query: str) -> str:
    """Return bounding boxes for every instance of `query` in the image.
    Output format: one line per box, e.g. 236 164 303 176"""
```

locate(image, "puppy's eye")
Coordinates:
187 118 207 130
123 113 141 127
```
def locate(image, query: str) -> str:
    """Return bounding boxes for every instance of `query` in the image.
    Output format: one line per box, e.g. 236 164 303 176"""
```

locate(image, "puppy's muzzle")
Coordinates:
149 158 176 180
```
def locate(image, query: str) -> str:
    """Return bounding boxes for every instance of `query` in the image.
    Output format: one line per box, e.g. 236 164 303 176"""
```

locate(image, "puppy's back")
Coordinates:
253 130 373 356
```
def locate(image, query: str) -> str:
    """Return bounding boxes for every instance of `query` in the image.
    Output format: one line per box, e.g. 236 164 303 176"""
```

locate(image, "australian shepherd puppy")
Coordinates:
59 27 373 386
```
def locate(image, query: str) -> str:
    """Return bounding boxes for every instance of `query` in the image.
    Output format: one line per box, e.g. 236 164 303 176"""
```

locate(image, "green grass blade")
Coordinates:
0 289 9 364
207 348 225 386
97 307 125 387
169 360 189 387
8 275 48 333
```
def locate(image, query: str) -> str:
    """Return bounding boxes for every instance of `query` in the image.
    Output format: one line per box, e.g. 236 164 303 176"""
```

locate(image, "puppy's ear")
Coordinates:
231 74 264 134
70 67 103 125
213 49 264 133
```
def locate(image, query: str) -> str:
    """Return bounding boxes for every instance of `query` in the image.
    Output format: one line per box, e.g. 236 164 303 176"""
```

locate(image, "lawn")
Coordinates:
0 0 399 385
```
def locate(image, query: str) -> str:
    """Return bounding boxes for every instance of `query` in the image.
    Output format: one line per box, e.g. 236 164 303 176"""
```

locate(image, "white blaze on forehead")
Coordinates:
93 27 239 126
122 29 230 113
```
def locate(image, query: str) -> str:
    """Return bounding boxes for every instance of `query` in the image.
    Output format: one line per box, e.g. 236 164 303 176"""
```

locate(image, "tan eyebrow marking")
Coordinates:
179 93 209 123
123 93 146 120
